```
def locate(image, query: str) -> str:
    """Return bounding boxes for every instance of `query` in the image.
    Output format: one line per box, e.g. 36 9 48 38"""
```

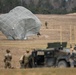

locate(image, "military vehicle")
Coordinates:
28 42 76 68
29 48 75 68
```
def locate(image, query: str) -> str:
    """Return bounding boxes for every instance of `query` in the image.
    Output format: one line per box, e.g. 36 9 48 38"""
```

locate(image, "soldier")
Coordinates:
4 49 12 69
45 21 48 29
73 45 76 52
69 45 74 67
19 50 30 68
37 32 41 37
70 44 73 55
70 45 76 67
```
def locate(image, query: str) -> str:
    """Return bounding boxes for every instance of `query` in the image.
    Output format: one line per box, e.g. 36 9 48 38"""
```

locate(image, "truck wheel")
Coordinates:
57 61 67 68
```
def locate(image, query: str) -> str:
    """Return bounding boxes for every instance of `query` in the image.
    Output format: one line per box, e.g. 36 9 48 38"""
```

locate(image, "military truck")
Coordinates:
27 42 76 68
28 48 76 68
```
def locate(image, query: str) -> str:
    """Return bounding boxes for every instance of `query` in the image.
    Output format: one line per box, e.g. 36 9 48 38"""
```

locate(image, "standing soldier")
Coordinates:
71 45 76 54
74 45 76 51
4 49 12 69
70 44 73 55
45 21 48 29
70 45 74 67
19 50 30 68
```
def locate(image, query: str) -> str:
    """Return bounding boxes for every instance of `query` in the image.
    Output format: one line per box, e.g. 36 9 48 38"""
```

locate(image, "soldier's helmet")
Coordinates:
26 50 29 53
6 49 10 53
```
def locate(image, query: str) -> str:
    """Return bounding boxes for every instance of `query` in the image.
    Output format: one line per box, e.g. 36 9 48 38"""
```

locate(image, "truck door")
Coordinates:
36 50 45 67
45 50 55 67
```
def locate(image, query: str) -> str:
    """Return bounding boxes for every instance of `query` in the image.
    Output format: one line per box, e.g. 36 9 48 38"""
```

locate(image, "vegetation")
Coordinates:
0 68 76 75
0 0 75 14
0 0 20 13
71 7 76 13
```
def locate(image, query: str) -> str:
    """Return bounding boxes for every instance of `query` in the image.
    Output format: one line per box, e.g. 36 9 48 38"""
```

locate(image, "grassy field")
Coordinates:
0 68 76 75
0 14 76 70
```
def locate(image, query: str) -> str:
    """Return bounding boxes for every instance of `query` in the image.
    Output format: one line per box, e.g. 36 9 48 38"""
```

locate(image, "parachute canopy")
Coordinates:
0 6 41 40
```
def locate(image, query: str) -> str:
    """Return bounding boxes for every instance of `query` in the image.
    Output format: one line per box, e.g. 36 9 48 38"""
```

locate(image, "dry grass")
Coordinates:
0 14 76 69
0 68 76 75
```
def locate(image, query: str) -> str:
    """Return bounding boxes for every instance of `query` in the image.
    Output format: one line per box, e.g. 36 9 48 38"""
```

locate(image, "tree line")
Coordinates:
0 0 20 13
0 0 76 14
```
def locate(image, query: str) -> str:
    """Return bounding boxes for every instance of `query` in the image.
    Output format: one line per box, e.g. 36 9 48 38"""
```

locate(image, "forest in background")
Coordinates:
0 0 76 14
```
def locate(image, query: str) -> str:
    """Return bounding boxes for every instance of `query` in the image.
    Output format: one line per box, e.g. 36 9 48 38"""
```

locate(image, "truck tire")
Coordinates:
57 60 67 68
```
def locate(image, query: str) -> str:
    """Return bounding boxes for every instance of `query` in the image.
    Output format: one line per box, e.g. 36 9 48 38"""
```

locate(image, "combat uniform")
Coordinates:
45 21 48 29
70 47 74 67
24 52 30 68
4 52 12 69
19 51 30 68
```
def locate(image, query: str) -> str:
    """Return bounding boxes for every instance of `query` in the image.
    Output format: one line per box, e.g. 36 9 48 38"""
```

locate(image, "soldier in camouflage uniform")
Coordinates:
19 50 30 68
45 21 48 29
74 45 76 52
70 45 74 67
4 49 12 69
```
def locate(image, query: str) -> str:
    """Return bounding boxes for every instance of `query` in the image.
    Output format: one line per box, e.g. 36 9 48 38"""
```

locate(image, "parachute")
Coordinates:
0 6 41 40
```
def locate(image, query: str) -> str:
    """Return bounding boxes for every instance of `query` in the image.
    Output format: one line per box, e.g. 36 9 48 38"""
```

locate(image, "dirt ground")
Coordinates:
0 14 76 69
